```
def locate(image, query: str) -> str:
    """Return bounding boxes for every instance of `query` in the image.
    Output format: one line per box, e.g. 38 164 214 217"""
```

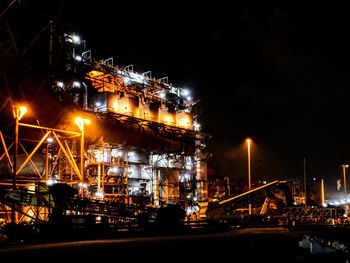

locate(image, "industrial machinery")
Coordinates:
0 31 210 226
205 180 293 223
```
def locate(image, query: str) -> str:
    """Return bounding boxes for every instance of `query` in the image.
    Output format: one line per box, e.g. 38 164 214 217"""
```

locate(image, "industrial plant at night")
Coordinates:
0 31 213 228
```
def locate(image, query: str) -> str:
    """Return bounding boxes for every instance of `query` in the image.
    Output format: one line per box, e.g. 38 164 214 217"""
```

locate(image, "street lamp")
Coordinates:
12 105 27 224
74 117 90 198
13 105 27 187
246 138 252 215
341 164 349 216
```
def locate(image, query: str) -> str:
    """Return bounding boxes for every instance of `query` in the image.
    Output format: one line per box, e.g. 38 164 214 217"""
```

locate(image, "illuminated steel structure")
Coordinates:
55 33 209 208
0 32 209 224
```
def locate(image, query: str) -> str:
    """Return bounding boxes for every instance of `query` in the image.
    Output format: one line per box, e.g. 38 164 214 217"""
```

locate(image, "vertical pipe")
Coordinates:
82 82 88 110
101 137 105 194
80 124 84 198
125 150 129 204
97 164 101 192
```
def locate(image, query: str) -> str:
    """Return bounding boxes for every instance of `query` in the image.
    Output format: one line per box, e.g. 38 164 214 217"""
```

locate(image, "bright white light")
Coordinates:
186 96 192 101
75 55 82 61
129 72 144 84
96 216 102 222
72 34 81 44
183 173 191 181
322 203 327 207
182 89 190 96
73 81 81 88
95 192 104 198
57 81 64 88
78 182 88 188
47 179 57 185
47 137 54 143
193 122 201 131
124 77 130 84
95 102 101 107
159 92 166 99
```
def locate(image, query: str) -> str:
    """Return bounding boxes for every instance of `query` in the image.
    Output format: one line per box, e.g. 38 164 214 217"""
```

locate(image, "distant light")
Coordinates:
95 102 101 107
159 92 166 99
73 81 81 88
47 179 57 186
78 182 88 188
47 137 54 143
182 89 190 96
72 34 81 44
96 216 102 222
95 192 104 198
186 96 192 101
322 203 327 207
57 81 64 88
75 55 82 61
193 122 201 131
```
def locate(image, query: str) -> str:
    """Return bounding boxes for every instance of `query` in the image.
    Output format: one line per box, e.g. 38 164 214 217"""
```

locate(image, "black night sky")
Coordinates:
2 1 350 192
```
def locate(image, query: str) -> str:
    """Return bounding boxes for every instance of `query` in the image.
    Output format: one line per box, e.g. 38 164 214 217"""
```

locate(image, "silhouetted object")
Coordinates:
156 204 185 229
48 183 78 224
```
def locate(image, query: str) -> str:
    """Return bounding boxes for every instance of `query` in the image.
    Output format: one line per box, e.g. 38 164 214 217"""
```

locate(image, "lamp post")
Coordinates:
12 105 27 224
246 138 252 215
74 117 90 198
342 164 349 216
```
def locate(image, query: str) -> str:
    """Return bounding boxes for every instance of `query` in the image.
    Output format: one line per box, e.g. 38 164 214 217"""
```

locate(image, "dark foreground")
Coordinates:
0 227 348 263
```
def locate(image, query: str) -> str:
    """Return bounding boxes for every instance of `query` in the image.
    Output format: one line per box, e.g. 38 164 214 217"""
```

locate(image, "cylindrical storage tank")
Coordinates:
176 111 193 129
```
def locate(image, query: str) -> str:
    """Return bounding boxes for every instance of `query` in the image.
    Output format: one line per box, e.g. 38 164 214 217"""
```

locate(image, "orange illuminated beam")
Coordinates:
19 141 43 179
0 131 13 169
16 131 50 175
52 132 82 181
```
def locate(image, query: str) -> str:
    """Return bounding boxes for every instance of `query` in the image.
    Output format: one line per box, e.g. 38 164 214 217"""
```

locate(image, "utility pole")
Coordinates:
303 157 307 208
